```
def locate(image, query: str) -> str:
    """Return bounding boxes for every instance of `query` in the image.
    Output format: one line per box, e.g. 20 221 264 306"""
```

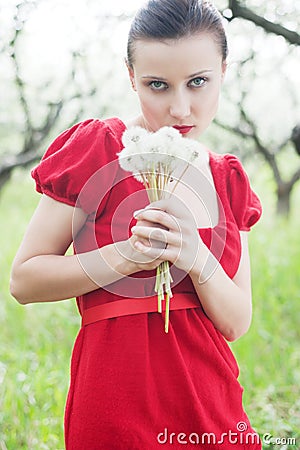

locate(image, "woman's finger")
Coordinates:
148 198 196 224
134 239 174 262
134 208 179 232
134 218 168 231
131 225 180 247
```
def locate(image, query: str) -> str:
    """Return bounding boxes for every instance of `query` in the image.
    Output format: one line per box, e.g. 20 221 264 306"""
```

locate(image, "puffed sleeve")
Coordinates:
226 154 262 231
31 119 122 214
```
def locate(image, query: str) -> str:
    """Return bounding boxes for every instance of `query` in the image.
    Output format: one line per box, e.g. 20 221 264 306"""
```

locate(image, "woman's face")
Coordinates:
128 33 226 139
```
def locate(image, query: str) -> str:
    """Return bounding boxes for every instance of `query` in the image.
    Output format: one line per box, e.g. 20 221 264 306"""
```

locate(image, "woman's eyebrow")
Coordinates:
141 69 213 81
188 69 213 77
141 75 168 80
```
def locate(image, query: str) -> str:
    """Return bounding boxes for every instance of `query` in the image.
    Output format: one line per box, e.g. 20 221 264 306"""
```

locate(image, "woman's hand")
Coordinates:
122 216 167 272
130 197 254 341
130 196 202 273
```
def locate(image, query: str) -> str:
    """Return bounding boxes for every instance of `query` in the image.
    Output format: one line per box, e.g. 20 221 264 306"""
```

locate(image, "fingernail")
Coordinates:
133 209 144 218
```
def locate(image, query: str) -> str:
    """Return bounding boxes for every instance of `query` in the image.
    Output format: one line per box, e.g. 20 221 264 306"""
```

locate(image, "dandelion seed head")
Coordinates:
118 126 204 179
155 126 181 142
122 126 149 147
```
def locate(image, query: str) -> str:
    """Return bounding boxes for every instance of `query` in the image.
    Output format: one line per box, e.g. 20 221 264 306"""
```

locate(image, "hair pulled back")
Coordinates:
127 0 228 67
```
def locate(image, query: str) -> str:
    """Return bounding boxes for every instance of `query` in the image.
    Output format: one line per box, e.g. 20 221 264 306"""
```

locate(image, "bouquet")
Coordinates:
118 126 201 333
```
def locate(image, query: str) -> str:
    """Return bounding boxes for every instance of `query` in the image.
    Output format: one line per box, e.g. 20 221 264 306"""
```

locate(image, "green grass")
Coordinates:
0 169 299 449
232 215 300 448
0 171 79 449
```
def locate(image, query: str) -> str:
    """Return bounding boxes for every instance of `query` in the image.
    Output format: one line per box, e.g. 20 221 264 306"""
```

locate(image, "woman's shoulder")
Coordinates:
31 117 126 211
208 150 243 171
208 150 262 231
208 150 256 186
81 116 126 143
104 117 127 141
57 116 126 147
35 116 126 165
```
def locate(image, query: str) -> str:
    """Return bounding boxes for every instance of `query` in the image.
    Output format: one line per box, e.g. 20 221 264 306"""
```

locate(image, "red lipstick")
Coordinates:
172 125 194 135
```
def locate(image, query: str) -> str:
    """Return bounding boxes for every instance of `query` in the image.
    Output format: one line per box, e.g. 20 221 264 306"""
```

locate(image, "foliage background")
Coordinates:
0 0 299 448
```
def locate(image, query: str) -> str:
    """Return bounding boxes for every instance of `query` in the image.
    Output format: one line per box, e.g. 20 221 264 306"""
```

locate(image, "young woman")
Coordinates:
11 0 262 448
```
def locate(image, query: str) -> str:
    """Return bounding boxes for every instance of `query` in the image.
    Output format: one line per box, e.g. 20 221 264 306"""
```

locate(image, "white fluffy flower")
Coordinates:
180 138 202 163
154 126 182 143
118 144 144 173
118 125 204 179
121 126 149 147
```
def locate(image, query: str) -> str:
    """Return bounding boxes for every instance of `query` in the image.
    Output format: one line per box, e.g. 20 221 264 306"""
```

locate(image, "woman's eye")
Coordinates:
190 77 206 87
149 81 167 90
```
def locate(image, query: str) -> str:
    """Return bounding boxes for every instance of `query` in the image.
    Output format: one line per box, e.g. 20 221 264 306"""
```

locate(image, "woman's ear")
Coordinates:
125 58 137 91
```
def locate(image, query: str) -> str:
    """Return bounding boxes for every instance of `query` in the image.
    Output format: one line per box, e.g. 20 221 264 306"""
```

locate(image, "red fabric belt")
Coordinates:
81 293 200 327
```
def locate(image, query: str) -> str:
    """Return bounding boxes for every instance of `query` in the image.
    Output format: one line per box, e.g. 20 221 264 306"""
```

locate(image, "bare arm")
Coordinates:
10 195 162 304
189 232 252 342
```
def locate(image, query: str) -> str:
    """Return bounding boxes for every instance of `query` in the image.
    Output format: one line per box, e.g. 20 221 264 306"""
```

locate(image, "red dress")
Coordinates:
32 118 262 450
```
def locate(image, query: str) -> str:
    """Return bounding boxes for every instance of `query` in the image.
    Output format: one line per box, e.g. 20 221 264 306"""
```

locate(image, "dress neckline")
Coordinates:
112 117 225 230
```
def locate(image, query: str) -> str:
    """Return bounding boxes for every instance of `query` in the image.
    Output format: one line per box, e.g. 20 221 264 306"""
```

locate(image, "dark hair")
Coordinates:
127 0 228 67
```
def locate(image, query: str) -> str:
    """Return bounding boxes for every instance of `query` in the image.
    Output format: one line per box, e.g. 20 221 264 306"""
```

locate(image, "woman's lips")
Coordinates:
172 125 195 134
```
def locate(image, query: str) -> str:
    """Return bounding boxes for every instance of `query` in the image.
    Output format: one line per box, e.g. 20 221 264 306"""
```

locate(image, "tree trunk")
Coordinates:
0 150 41 194
0 169 12 192
276 183 292 217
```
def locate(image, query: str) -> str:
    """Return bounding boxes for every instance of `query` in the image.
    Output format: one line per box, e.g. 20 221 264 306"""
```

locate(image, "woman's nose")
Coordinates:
169 90 191 120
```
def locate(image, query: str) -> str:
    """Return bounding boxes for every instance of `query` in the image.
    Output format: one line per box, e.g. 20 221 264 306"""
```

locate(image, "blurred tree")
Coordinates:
227 0 300 45
0 0 101 190
0 0 135 192
216 0 300 216
0 0 299 218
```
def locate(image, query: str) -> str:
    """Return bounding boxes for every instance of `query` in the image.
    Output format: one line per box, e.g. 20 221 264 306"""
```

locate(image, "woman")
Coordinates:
10 0 262 449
